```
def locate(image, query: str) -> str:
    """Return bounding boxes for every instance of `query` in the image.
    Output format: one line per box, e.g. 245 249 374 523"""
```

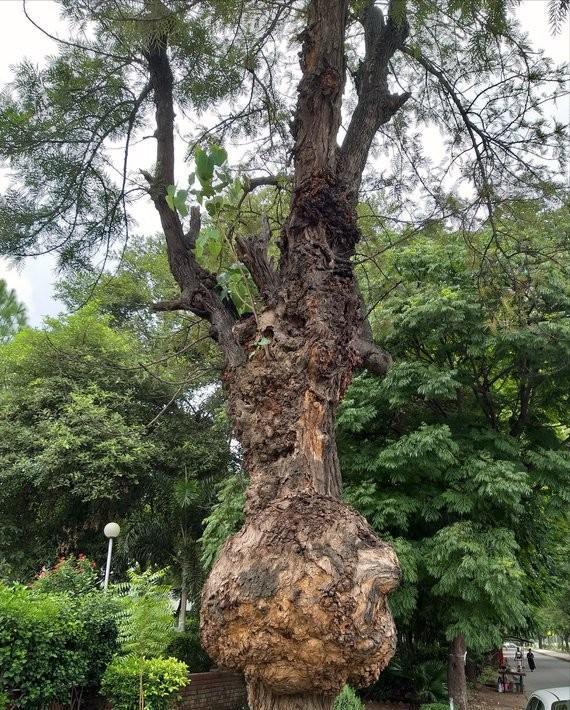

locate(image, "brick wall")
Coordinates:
178 671 247 710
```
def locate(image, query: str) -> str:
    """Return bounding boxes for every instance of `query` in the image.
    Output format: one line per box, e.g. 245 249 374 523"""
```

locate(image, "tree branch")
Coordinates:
184 205 201 251
352 315 392 376
242 175 285 195
338 1 410 202
235 216 279 305
144 37 244 366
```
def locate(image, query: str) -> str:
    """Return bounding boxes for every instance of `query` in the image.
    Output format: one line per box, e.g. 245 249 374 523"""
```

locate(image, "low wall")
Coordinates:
178 671 247 710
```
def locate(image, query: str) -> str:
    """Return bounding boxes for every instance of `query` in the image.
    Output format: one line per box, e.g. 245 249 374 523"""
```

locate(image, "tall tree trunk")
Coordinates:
178 562 188 632
538 636 543 649
198 1 408 706
448 635 468 710
201 329 400 706
142 1 409 707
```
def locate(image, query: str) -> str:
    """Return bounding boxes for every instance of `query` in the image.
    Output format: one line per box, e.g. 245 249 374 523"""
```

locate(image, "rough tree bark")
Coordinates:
448 635 468 710
142 1 410 708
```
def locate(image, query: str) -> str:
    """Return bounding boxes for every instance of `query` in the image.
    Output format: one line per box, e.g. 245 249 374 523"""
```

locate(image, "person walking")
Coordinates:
527 648 536 672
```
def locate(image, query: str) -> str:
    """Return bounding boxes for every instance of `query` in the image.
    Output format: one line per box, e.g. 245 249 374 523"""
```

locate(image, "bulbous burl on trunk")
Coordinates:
201 493 399 696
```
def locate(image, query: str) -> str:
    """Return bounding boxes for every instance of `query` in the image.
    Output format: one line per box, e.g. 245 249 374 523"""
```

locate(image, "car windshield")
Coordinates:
552 702 570 710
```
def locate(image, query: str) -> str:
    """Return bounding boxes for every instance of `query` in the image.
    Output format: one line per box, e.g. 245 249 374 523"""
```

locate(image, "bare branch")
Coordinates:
235 216 279 305
338 1 410 201
144 37 245 366
354 337 393 376
152 297 187 312
242 175 286 195
184 205 201 250
352 313 392 376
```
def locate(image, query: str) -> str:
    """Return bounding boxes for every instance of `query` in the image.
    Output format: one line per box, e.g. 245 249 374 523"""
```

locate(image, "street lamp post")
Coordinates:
103 522 120 592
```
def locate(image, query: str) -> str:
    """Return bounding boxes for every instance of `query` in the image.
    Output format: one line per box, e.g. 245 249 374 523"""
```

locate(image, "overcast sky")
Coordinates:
0 0 568 326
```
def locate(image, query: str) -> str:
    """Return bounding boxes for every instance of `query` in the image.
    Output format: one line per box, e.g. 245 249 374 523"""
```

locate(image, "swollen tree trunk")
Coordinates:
201 236 400 703
142 1 409 708
448 635 468 710
178 562 188 632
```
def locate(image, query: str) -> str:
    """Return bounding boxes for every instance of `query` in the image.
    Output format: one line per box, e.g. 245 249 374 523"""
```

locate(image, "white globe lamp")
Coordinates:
104 522 121 539
103 522 120 591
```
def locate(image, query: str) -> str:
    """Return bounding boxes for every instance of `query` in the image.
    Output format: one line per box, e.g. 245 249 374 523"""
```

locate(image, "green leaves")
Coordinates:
0 279 26 344
0 582 120 707
195 225 223 268
200 473 247 569
209 144 228 168
165 145 235 232
0 297 232 580
195 146 216 185
101 655 188 710
333 685 364 710
114 568 174 659
424 523 528 649
341 205 570 660
191 144 232 206
165 185 189 217
216 263 253 316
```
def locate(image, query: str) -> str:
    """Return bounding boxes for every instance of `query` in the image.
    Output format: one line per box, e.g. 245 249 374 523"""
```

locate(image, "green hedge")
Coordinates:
101 656 188 710
0 583 118 708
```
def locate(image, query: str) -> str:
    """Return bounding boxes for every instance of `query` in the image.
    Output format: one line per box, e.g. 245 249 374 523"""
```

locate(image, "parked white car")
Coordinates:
525 687 570 710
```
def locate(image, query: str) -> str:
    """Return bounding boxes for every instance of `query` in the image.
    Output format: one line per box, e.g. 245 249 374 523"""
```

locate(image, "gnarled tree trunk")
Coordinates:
142 1 410 707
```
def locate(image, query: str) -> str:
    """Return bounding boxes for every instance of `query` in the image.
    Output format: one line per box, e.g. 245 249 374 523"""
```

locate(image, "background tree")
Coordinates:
122 472 222 631
0 246 232 581
338 203 570 706
0 1 567 708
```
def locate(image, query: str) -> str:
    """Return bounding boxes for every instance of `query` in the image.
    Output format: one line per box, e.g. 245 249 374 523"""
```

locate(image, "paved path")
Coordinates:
535 649 570 663
503 648 570 696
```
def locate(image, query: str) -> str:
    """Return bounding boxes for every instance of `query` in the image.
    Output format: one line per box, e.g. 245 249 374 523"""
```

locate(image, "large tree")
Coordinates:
339 204 570 706
0 1 567 708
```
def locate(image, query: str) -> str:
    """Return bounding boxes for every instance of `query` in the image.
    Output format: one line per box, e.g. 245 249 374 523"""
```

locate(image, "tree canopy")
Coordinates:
337 202 570 698
0 246 233 581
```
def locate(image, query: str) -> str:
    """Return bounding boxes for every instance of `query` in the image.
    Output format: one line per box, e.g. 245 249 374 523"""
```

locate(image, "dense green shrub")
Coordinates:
0 583 119 708
75 592 120 687
101 656 188 710
0 691 9 710
32 555 99 596
419 704 449 710
333 685 364 710
166 618 211 672
0 584 84 707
